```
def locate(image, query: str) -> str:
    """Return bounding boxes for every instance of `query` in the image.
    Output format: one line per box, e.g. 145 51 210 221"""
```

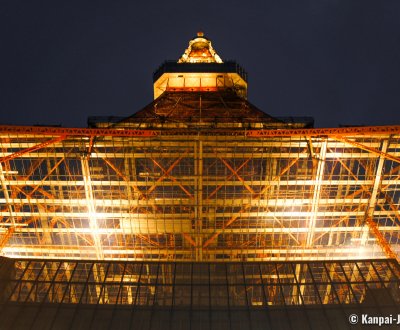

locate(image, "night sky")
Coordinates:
1 1 400 128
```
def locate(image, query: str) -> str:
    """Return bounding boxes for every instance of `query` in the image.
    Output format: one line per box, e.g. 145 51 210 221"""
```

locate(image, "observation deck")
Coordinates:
153 32 248 99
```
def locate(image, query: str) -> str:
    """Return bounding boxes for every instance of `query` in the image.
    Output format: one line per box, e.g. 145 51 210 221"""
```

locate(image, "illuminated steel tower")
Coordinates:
0 32 399 329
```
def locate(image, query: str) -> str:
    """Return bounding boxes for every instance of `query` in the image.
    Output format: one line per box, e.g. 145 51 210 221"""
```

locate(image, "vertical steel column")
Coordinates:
0 163 18 253
363 140 398 260
306 140 327 247
0 163 16 228
364 140 389 230
195 140 203 261
80 155 104 260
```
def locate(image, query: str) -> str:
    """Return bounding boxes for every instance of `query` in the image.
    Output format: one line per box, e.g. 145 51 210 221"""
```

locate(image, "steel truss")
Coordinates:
0 126 399 261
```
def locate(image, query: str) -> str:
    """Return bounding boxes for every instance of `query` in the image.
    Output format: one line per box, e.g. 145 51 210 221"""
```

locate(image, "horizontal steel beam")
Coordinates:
13 225 400 234
247 125 400 137
0 210 397 218
0 124 399 138
2 151 399 159
2 179 398 187
2 140 393 148
0 197 382 207
2 246 384 259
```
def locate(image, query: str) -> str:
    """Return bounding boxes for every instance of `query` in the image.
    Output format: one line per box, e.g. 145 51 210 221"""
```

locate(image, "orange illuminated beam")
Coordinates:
27 158 65 197
366 218 398 261
151 158 194 199
334 136 400 164
0 135 67 163
203 154 303 248
0 227 14 252
101 154 196 248
0 124 399 138
101 156 146 200
0 125 157 137
247 125 400 137
206 158 251 200
219 157 255 194
145 151 189 197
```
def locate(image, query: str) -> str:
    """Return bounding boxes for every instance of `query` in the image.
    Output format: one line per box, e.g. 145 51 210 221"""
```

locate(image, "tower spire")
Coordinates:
178 32 223 64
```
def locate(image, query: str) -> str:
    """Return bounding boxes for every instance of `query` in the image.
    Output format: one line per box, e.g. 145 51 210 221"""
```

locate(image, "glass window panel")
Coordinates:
175 263 192 284
192 284 210 307
210 285 228 306
173 285 191 306
154 284 173 306
226 263 245 285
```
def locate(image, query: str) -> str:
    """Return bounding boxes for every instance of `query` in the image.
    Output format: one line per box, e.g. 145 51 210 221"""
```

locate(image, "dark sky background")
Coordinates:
1 0 400 128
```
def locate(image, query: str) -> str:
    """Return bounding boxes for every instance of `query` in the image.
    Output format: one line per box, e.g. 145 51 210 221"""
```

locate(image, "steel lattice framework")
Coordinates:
0 124 399 262
1 33 400 329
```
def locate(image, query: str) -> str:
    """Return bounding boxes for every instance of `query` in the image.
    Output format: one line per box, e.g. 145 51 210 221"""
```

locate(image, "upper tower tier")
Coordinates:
153 32 248 99
177 31 223 63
